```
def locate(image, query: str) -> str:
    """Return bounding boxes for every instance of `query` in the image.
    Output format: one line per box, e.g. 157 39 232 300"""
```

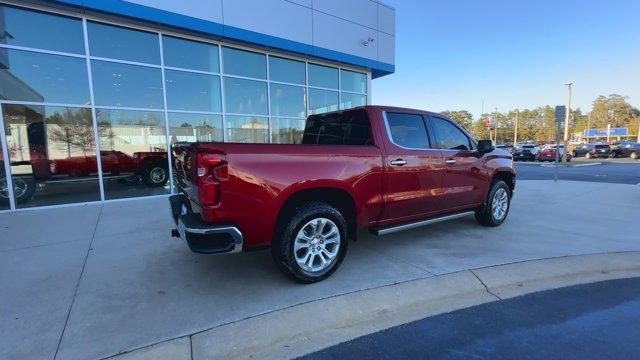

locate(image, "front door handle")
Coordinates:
390 159 407 166
445 159 456 165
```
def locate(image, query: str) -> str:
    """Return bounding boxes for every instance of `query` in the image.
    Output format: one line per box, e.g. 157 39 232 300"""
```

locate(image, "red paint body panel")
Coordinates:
173 106 515 249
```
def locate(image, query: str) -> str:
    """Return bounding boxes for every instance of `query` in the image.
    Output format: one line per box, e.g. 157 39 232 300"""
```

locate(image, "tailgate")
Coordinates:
172 143 199 205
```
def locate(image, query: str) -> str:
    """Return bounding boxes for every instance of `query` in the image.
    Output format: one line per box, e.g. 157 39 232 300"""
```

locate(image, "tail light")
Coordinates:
196 152 227 206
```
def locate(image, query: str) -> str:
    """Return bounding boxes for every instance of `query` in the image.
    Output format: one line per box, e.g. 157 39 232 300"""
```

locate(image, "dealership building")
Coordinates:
0 0 395 211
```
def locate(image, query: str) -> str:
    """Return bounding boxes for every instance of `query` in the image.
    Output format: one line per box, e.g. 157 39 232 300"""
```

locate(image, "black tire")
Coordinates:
271 202 349 283
141 162 168 187
0 176 37 205
475 180 511 227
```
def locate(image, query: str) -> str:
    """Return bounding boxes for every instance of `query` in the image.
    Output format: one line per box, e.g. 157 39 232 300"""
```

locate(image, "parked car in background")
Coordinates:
169 106 516 283
572 143 597 157
611 142 640 159
512 144 539 161
538 145 572 162
585 144 611 159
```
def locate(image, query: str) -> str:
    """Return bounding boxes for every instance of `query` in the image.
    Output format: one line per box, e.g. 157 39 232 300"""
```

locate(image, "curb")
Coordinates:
108 251 640 360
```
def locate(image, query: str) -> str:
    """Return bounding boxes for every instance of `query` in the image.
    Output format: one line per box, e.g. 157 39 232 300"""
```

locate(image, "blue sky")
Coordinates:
372 0 640 118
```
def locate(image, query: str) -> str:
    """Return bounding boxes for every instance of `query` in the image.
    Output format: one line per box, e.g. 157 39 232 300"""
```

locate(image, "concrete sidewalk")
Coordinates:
1 180 639 360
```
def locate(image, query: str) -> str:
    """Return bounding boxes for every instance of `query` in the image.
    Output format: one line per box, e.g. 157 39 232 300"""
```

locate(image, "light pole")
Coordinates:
563 82 573 162
513 109 519 146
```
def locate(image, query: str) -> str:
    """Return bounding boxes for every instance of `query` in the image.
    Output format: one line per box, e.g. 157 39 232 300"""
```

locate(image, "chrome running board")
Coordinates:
372 211 476 236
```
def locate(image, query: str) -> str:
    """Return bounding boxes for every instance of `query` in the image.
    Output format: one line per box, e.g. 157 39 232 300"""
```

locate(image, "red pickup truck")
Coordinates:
170 106 515 283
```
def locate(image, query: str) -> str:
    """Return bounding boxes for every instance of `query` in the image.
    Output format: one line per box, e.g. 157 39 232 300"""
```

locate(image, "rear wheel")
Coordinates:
141 162 168 187
475 180 511 227
0 176 37 205
585 152 591 159
271 202 348 283
631 152 638 160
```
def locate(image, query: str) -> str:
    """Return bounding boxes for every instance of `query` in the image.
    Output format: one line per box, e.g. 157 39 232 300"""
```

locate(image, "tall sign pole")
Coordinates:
563 83 573 162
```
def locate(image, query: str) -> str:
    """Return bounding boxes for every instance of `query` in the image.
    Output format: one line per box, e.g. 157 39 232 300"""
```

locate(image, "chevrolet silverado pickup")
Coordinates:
170 106 515 283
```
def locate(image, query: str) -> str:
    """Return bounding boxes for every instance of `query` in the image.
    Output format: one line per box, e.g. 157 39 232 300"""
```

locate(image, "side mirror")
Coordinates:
477 140 494 153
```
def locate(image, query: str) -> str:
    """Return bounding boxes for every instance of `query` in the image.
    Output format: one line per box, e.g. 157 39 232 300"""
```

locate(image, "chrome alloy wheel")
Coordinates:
491 188 509 221
293 217 341 273
0 177 28 199
149 167 166 183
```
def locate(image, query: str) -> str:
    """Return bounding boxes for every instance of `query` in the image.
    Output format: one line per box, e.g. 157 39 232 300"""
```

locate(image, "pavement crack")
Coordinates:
53 205 104 360
470 269 502 301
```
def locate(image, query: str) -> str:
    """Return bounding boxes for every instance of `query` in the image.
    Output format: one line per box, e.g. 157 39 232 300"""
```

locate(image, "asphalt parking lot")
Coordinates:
515 158 640 184
305 277 640 360
1 179 639 359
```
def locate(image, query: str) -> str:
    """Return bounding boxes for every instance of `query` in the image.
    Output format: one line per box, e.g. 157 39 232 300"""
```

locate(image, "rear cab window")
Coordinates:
302 109 372 145
384 112 431 149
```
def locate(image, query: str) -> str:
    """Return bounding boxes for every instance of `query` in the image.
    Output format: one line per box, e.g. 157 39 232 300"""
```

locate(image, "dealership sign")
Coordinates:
583 128 628 137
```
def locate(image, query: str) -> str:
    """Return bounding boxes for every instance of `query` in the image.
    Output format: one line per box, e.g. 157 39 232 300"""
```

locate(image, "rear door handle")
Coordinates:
390 159 407 166
445 159 456 165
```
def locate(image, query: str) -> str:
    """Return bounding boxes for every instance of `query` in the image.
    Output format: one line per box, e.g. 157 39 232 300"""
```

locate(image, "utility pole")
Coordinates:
494 107 499 144
513 109 519 146
586 112 591 143
563 83 573 162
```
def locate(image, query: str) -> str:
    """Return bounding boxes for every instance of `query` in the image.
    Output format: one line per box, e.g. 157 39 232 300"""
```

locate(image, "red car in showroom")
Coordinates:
169 106 516 283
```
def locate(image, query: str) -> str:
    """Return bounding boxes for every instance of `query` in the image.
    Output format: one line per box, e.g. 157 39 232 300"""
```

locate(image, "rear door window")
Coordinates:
384 112 430 149
430 117 472 150
302 109 372 145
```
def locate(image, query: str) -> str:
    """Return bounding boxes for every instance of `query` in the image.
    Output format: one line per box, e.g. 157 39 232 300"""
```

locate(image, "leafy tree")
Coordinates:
441 110 474 131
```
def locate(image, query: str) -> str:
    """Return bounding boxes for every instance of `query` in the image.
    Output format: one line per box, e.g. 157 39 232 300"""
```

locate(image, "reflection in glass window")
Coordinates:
165 70 221 112
340 93 366 110
269 56 305 84
91 60 164 109
226 115 269 143
96 109 169 199
308 88 339 115
270 84 305 118
224 77 268 115
87 21 160 64
222 47 266 79
0 49 90 104
2 104 100 208
340 70 366 93
271 118 305 144
163 36 219 72
168 113 222 143
0 5 85 54
308 64 338 89
0 126 9 210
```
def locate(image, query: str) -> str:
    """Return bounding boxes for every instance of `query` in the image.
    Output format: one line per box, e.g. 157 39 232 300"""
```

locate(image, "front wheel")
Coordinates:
271 202 348 283
631 152 638 160
0 176 37 205
475 180 511 227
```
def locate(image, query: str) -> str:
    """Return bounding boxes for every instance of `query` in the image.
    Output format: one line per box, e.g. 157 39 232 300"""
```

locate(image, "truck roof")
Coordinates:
312 105 448 120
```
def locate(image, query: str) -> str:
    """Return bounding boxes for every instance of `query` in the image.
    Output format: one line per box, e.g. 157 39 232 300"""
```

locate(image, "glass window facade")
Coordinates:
3 104 101 207
222 47 266 79
91 60 164 109
0 4 369 210
165 70 221 112
87 21 160 64
96 109 168 200
0 49 90 104
308 64 339 89
162 36 219 73
168 113 222 144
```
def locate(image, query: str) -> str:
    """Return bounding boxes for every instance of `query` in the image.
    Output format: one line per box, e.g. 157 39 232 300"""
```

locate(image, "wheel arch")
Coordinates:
274 186 358 242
